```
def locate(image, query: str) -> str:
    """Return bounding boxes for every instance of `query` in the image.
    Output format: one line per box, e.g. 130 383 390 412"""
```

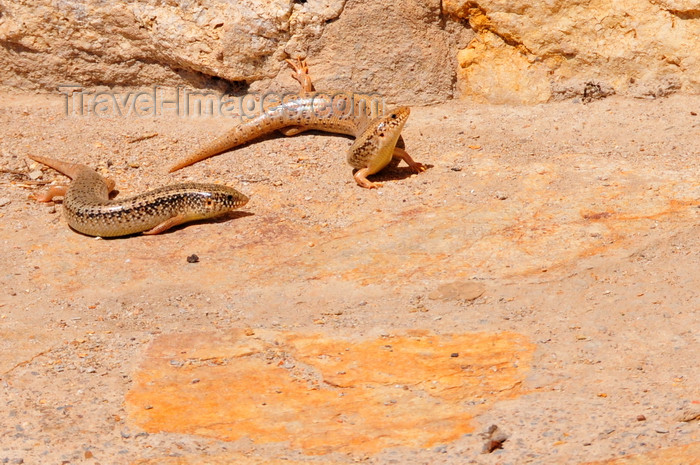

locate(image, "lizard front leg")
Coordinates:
392 147 426 173
353 168 382 189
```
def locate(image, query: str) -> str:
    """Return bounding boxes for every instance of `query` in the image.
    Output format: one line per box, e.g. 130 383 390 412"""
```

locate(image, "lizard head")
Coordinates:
374 106 410 139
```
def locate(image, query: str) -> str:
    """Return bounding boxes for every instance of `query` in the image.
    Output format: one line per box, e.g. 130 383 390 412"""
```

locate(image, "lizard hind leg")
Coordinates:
285 58 315 93
31 185 68 202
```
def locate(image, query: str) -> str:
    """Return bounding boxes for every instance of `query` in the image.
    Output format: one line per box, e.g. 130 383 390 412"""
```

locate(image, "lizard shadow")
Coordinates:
364 163 434 184
258 129 431 184
79 211 255 240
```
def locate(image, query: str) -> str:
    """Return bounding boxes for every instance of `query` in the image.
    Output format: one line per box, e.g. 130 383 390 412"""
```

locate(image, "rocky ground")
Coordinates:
0 91 699 464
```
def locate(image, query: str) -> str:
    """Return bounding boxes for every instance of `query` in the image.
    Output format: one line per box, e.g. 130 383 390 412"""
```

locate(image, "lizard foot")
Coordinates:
31 185 68 202
285 57 315 93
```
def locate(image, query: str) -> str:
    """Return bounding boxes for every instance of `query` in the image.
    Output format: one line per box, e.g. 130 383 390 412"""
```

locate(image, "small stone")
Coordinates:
27 170 43 180
186 254 199 263
636 414 646 421
450 166 462 172
450 353 459 358
481 424 508 453
675 404 700 422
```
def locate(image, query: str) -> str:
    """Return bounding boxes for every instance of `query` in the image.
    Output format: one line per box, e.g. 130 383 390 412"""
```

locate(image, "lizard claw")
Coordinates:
409 162 427 173
285 57 308 74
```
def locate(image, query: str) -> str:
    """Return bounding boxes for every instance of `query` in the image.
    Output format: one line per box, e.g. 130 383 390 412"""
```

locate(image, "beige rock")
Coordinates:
292 0 461 104
457 30 552 104
446 0 700 103
0 0 460 104
1 0 697 104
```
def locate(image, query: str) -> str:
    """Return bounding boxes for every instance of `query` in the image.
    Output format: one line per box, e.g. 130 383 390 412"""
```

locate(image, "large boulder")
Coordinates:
0 0 697 103
446 0 700 103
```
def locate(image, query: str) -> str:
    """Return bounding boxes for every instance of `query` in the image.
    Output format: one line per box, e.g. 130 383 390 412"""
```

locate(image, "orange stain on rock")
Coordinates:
132 454 348 465
126 330 534 455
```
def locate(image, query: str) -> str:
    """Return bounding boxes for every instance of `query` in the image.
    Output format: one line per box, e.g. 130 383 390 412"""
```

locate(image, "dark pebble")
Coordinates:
636 414 646 421
186 254 199 263
450 353 459 358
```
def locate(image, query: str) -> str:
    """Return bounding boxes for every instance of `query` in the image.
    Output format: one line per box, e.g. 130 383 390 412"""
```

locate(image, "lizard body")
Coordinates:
28 154 248 237
169 59 425 188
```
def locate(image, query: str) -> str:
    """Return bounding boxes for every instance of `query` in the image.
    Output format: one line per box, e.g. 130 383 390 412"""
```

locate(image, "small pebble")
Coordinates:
186 254 199 263
27 170 43 180
636 414 646 421
450 353 459 358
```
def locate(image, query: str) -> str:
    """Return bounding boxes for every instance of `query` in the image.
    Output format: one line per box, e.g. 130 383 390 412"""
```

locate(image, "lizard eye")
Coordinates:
390 113 397 119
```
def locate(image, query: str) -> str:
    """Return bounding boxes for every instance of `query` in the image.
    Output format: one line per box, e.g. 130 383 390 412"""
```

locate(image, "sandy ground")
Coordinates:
0 90 699 464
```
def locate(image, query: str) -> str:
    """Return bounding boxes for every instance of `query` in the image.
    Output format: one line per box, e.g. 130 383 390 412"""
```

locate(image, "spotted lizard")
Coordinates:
169 58 426 188
28 154 248 237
